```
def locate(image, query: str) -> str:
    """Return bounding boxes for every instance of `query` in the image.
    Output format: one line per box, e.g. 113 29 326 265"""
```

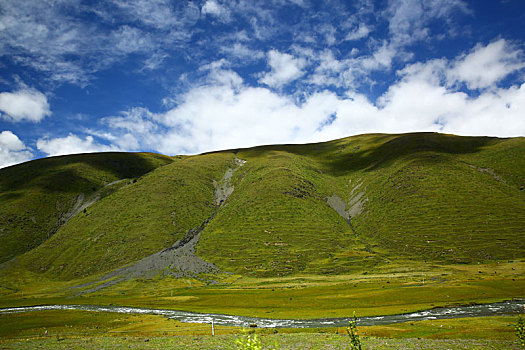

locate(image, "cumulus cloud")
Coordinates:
386 0 470 46
259 50 306 88
345 23 371 41
0 131 33 168
111 0 199 30
36 134 119 156
220 43 265 62
0 89 51 122
0 0 200 84
201 0 231 22
307 44 398 89
99 107 162 151
88 39 525 156
448 39 525 89
361 41 398 70
309 50 348 87
377 46 525 136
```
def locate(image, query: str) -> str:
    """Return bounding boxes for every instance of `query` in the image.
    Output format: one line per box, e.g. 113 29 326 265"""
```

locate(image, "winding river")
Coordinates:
1 300 523 328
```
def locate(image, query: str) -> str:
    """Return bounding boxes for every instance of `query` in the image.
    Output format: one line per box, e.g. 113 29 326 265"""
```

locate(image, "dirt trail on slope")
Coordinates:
73 159 245 295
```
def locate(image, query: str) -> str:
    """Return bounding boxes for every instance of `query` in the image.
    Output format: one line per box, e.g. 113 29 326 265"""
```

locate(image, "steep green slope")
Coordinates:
198 149 352 277
16 153 235 280
197 133 525 276
344 134 525 264
0 152 172 264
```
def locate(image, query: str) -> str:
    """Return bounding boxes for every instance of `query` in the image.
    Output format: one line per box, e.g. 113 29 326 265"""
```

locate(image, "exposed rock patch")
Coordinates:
326 179 367 236
467 164 507 184
73 159 245 295
214 158 244 205
52 180 126 238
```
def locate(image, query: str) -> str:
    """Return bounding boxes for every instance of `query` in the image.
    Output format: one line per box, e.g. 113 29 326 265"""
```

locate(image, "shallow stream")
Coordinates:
1 300 523 328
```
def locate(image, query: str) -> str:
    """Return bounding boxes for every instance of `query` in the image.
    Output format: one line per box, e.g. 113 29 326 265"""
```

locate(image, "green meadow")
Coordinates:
0 310 521 349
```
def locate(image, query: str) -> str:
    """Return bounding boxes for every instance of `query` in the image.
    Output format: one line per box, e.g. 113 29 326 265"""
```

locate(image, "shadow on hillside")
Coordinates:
0 152 170 193
229 133 496 176
319 133 495 176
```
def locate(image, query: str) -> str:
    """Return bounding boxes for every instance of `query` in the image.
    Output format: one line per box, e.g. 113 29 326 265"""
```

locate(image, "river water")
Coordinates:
1 300 523 328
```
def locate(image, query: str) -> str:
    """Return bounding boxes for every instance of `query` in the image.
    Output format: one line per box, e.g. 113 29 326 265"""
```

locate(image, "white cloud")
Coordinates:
100 107 162 150
309 50 348 87
376 48 525 136
0 0 93 84
386 0 470 46
307 43 399 89
143 52 168 71
345 23 371 41
0 0 200 84
111 0 200 30
201 0 231 22
318 24 337 46
448 39 525 89
111 26 154 55
259 50 306 88
36 134 119 156
0 89 51 122
361 41 398 70
92 42 525 155
220 43 265 62
0 131 33 168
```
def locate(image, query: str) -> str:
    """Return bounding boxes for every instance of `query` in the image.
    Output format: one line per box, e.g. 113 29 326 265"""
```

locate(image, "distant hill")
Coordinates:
1 133 524 282
0 152 173 264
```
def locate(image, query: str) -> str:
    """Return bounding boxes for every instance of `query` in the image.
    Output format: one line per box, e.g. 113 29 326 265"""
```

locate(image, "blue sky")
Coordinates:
1 0 525 167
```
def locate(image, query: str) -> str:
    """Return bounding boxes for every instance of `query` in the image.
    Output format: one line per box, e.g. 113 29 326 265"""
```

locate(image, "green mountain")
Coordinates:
0 133 524 317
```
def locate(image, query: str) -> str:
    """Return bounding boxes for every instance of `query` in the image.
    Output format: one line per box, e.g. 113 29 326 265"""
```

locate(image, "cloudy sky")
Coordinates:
1 0 525 168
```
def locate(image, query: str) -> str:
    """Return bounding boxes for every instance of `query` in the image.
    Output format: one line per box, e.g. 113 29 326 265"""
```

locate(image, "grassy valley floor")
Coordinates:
0 311 522 349
0 263 523 348
1 261 523 319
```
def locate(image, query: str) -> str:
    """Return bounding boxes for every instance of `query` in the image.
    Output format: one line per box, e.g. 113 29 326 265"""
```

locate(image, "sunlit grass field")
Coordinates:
0 310 522 349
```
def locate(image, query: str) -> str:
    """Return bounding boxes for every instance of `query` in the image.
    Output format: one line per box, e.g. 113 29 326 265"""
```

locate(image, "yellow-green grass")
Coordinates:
0 310 522 349
14 152 235 280
198 133 525 278
360 315 518 340
1 261 523 319
0 310 234 340
0 310 520 340
1 336 520 350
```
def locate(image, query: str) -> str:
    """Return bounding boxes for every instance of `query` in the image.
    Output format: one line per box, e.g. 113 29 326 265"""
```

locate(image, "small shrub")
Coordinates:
346 312 362 350
517 315 525 348
234 328 279 350
235 328 262 350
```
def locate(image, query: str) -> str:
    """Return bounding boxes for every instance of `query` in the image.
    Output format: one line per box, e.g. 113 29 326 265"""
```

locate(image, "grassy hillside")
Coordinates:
16 152 235 280
1 132 524 284
197 133 525 276
0 152 172 264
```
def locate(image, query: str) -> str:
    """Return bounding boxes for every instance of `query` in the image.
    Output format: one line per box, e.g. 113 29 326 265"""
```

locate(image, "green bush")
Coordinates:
517 315 525 348
346 312 362 350
234 328 279 350
235 328 262 350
